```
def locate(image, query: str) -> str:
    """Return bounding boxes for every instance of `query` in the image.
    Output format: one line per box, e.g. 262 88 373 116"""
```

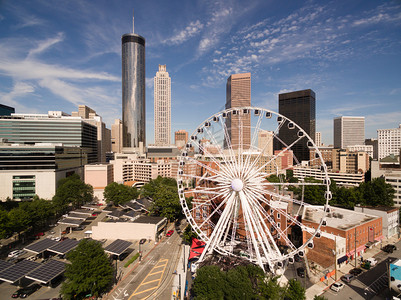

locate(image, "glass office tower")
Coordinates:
122 33 146 148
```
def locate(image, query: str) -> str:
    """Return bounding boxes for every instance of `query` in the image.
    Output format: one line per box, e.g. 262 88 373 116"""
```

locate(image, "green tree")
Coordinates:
193 265 225 300
0 209 11 239
19 198 54 229
261 276 285 300
8 208 31 233
152 185 181 221
103 182 138 206
53 174 93 213
313 295 327 300
182 225 198 244
357 177 395 206
141 176 177 198
61 239 113 299
284 279 305 300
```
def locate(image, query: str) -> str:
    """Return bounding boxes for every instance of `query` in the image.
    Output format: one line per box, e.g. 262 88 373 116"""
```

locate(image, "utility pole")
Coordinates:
354 227 357 267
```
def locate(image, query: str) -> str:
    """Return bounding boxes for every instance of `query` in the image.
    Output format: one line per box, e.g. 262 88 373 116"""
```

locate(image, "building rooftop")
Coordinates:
356 206 399 213
303 206 378 231
133 216 166 224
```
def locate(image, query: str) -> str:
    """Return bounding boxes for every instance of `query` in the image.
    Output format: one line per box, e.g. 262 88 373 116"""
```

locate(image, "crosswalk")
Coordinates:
366 273 388 294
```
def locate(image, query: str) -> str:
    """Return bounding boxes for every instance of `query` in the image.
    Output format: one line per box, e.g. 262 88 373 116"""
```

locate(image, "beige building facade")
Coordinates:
154 65 171 146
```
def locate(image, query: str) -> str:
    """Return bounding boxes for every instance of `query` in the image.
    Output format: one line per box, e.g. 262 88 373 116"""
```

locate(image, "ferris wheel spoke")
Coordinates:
260 182 326 187
199 192 237 261
188 191 226 212
245 119 286 177
184 156 222 179
198 190 232 230
239 190 273 271
244 188 295 253
255 134 304 174
180 173 227 185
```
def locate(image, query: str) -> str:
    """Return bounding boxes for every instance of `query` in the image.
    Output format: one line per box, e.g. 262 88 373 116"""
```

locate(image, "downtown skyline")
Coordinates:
0 0 400 145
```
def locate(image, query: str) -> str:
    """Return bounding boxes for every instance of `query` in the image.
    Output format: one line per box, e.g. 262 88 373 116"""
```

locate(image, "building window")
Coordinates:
13 175 36 200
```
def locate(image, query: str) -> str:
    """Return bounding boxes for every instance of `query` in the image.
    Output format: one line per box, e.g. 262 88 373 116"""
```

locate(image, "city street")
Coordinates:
322 239 401 300
108 224 183 300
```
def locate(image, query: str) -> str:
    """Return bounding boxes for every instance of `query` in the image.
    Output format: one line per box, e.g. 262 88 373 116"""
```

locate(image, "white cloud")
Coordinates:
27 33 64 58
146 78 154 89
14 15 44 29
0 81 35 107
168 20 203 45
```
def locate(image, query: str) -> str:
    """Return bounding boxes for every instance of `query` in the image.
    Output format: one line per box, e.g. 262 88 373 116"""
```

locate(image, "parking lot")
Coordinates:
0 207 155 299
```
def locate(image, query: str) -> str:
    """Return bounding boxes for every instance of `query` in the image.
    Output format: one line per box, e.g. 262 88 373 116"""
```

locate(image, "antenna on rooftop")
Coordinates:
132 9 135 33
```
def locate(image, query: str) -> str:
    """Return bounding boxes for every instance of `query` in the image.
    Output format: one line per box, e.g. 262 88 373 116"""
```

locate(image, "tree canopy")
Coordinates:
292 176 395 208
103 182 138 206
61 239 113 299
53 174 93 213
142 176 181 221
192 264 304 300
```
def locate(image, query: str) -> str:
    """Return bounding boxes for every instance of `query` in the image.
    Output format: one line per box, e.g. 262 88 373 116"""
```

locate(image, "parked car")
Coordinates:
8 249 25 258
296 267 305 278
361 261 372 270
139 238 146 245
349 268 363 276
341 274 355 283
383 244 397 253
330 282 344 292
12 284 41 298
366 257 377 266
26 256 37 261
166 230 174 237
19 284 41 298
73 226 85 231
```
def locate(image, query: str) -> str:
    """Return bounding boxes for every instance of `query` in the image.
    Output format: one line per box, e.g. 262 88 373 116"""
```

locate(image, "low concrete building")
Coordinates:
0 143 86 201
91 216 167 241
302 206 383 269
354 206 399 238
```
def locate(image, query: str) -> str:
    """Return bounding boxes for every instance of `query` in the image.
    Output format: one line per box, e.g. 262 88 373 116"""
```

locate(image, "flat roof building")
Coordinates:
277 89 316 163
334 116 365 149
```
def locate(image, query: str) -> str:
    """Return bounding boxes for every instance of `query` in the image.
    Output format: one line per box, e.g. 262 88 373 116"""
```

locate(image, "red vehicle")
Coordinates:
34 232 44 237
166 230 174 237
92 212 98 217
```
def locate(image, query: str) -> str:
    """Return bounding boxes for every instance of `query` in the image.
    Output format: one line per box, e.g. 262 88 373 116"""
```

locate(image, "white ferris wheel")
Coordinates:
177 107 331 273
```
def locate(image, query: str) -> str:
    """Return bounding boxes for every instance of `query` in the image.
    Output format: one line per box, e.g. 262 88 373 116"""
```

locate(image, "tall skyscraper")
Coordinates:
333 116 365 149
111 119 123 153
122 13 146 149
377 124 401 160
154 65 171 146
277 89 316 163
225 73 251 150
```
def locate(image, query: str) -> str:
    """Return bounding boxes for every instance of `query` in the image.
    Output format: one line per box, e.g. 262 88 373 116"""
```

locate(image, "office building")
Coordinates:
225 73 251 150
122 14 146 149
111 119 123 153
0 104 15 116
377 124 401 160
315 132 321 146
257 130 273 155
371 156 401 206
175 130 188 149
154 65 171 146
354 206 399 238
333 116 365 149
0 112 98 163
277 89 316 163
71 105 110 162
84 163 113 203
347 145 373 159
365 138 378 160
0 143 87 201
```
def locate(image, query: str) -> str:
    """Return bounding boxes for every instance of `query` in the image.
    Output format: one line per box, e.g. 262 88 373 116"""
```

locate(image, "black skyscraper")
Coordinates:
276 89 316 163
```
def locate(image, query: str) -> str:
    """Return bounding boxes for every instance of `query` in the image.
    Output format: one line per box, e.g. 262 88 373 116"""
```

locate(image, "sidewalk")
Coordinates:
305 235 400 299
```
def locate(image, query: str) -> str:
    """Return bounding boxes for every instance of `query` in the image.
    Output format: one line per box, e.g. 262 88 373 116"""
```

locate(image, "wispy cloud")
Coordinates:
352 3 401 27
0 81 35 108
13 14 44 29
168 20 203 45
27 32 64 58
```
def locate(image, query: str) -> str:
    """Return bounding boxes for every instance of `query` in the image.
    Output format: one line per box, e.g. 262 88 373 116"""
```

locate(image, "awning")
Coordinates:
337 255 347 264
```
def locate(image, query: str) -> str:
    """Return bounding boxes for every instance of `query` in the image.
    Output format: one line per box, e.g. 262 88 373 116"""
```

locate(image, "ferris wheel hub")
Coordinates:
231 178 244 192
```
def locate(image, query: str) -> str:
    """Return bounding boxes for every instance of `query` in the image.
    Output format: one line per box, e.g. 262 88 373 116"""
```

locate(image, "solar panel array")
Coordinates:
68 213 88 220
24 238 58 254
104 239 132 255
0 260 40 283
26 260 66 284
48 238 79 255
0 260 12 272
58 218 84 226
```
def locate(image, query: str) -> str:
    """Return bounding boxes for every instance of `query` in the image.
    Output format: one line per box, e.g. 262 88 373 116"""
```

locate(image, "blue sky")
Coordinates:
0 0 400 146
